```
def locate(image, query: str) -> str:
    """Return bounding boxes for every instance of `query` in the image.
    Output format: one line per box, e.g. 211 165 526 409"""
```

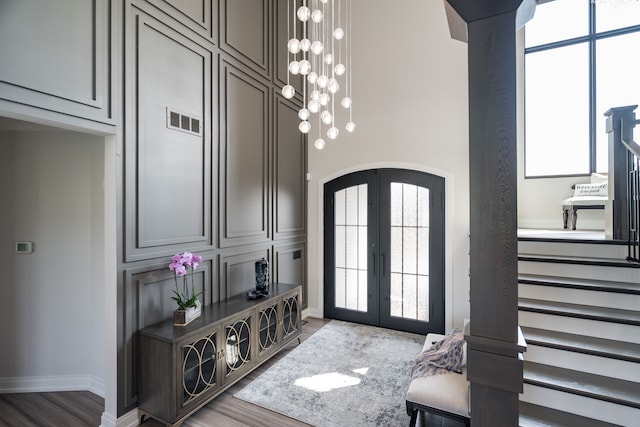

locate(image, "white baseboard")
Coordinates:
0 375 105 397
518 218 605 231
302 307 322 319
100 408 139 427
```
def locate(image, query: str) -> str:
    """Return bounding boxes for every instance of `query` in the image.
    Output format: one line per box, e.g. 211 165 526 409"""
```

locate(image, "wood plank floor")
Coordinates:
0 390 104 427
0 317 447 427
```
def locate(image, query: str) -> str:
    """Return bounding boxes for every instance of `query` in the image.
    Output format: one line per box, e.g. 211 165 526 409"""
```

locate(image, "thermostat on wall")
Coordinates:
15 241 34 254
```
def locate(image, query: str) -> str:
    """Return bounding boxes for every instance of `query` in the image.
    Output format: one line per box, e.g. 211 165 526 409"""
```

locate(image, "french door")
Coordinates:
324 169 445 335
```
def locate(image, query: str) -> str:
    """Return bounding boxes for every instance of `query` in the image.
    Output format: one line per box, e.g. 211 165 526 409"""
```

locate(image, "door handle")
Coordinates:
371 253 376 275
381 254 385 276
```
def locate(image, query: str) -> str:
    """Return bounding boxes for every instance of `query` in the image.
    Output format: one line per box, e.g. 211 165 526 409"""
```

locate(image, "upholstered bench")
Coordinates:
562 173 608 230
405 333 470 427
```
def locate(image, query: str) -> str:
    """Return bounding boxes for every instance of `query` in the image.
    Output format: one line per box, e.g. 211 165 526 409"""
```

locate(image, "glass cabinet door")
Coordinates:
282 293 300 340
258 302 279 355
181 331 218 406
224 315 252 379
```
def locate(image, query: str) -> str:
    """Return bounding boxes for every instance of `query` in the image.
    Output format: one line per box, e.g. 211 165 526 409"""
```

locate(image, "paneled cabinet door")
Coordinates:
178 326 221 418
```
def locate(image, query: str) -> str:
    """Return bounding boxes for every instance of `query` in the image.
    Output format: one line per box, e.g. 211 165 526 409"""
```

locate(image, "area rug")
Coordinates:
234 320 425 427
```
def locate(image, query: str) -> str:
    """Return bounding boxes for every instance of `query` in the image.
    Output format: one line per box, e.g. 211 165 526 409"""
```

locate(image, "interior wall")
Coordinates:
0 129 105 395
306 0 471 329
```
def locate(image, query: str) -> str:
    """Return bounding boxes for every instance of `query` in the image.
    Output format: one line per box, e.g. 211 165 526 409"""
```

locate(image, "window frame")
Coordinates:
524 0 640 178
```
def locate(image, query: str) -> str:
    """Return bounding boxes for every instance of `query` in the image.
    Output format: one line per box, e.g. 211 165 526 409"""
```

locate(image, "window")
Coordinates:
524 0 640 177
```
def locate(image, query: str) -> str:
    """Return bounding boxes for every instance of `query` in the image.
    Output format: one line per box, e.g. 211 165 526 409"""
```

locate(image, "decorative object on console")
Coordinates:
247 258 270 299
169 251 203 326
282 0 356 150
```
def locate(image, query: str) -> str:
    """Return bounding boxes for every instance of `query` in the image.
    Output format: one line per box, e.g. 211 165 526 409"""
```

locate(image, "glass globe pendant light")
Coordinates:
284 0 356 150
288 38 300 54
298 108 310 121
297 6 310 21
327 126 339 139
288 60 300 75
282 85 295 99
321 110 333 125
299 120 311 133
311 9 323 23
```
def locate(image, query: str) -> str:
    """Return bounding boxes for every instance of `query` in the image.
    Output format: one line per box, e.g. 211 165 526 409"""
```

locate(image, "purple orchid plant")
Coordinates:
169 252 203 310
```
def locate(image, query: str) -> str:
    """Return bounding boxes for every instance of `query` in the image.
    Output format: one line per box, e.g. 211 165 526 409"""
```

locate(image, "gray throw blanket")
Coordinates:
410 328 465 380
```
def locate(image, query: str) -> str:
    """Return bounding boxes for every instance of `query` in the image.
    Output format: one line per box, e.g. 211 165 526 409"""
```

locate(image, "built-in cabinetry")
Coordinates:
138 283 301 426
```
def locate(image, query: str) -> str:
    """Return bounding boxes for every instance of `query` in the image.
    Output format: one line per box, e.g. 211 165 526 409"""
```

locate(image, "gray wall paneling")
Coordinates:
274 95 306 240
7 0 313 416
274 0 303 94
120 259 216 409
274 241 307 308
142 0 218 43
124 5 214 261
219 59 271 248
219 246 271 300
0 0 113 124
220 0 270 76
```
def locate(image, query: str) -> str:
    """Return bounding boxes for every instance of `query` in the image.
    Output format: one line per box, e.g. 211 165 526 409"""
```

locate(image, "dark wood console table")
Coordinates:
138 283 302 427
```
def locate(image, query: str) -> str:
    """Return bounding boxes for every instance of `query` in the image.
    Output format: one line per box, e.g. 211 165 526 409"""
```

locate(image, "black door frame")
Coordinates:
323 168 445 335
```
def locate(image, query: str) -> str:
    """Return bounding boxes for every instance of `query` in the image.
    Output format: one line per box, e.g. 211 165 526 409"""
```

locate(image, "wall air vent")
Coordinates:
166 108 202 136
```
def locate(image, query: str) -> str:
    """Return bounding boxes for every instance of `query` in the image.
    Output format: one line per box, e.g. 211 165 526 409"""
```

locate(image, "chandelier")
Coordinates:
282 0 355 150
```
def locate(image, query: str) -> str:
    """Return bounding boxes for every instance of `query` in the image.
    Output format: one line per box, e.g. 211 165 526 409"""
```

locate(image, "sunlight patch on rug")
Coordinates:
295 372 361 392
234 320 425 427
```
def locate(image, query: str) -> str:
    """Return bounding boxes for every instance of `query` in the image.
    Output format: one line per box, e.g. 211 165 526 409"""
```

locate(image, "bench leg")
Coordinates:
562 208 569 229
408 408 417 427
571 207 578 230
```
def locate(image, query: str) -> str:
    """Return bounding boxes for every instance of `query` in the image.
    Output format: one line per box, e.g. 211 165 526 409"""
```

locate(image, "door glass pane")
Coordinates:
390 183 430 321
334 185 367 312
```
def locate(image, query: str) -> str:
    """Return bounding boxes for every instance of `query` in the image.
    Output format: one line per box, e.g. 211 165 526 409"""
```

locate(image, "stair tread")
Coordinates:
519 253 640 268
519 298 640 326
519 401 623 427
521 326 640 363
524 361 640 409
518 273 640 295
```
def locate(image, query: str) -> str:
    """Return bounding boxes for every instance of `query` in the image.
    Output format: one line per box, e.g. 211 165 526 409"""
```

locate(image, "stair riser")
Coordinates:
519 260 639 283
519 311 640 345
519 241 628 260
519 284 640 312
521 383 639 426
524 345 640 383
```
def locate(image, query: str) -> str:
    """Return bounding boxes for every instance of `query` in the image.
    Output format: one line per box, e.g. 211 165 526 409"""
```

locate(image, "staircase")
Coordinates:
517 234 640 427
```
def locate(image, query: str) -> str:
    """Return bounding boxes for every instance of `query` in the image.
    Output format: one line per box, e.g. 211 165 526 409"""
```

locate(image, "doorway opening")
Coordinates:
323 168 445 335
0 116 111 410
